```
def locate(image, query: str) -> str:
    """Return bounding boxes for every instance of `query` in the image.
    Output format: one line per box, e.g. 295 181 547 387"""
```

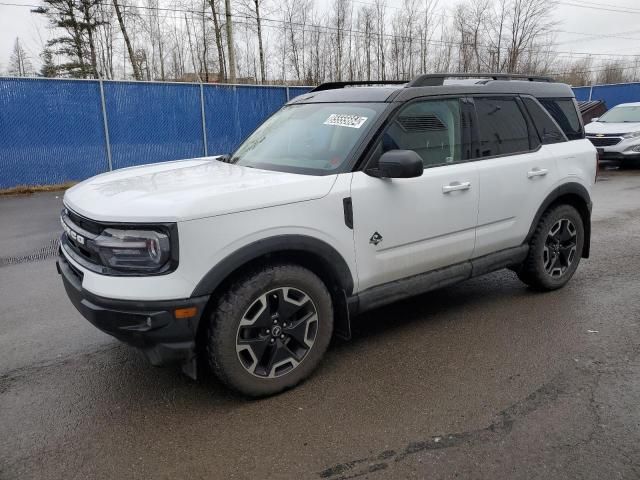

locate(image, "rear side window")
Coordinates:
538 98 583 140
522 97 566 145
474 97 530 157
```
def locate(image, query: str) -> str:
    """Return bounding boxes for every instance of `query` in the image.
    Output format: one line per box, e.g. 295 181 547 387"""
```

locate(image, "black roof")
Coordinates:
288 74 575 105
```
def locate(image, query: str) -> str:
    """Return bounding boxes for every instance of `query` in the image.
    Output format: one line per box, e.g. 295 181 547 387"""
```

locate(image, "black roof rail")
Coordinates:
310 80 407 92
406 73 554 87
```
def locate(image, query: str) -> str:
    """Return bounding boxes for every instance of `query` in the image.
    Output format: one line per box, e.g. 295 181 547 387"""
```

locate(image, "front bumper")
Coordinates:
57 252 209 378
597 150 640 162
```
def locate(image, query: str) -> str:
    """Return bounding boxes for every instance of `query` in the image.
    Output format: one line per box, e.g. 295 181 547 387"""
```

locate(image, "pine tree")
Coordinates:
36 0 102 78
40 48 58 77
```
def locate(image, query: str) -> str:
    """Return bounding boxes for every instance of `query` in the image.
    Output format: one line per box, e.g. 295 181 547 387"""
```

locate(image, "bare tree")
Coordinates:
252 0 267 82
8 38 34 76
506 0 557 73
225 0 237 82
113 0 142 79
595 59 627 85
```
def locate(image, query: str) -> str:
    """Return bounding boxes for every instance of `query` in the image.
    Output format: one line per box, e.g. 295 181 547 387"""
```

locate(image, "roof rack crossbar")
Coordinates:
310 80 407 92
406 73 553 87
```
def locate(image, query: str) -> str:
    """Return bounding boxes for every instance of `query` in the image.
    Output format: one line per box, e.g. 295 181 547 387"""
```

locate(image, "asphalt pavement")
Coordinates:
1 170 639 479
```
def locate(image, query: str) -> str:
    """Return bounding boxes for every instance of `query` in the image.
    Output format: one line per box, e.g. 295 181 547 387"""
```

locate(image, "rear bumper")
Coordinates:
57 252 209 377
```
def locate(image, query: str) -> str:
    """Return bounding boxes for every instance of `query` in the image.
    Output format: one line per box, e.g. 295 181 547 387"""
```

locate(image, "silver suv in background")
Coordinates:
585 102 640 167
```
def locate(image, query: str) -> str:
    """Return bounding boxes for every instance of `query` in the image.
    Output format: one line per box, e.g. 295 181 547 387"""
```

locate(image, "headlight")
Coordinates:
622 131 640 139
93 228 171 272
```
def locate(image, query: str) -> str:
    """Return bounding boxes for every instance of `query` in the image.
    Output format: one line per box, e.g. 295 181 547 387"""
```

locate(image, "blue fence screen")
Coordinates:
0 78 108 188
3 77 640 189
571 83 640 108
0 78 311 188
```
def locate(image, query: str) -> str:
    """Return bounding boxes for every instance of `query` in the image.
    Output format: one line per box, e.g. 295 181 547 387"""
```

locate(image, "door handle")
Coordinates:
442 181 471 193
527 167 549 178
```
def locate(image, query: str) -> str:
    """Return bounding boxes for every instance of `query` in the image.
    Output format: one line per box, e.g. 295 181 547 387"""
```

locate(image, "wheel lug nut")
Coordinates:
273 320 278 325
270 338 275 343
283 322 287 327
280 334 285 339
266 329 270 334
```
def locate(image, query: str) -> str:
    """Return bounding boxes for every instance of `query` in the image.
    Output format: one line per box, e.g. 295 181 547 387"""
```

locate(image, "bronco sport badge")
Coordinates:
369 232 383 245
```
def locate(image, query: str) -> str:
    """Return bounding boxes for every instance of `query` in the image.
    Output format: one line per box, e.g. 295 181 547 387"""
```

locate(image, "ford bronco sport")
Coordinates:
57 73 596 397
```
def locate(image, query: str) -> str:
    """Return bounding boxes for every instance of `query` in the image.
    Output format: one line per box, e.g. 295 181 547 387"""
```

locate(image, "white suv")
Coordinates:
585 102 640 167
58 74 597 397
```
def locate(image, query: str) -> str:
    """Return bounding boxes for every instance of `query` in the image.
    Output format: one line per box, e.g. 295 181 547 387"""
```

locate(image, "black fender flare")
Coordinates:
190 234 355 298
525 182 592 258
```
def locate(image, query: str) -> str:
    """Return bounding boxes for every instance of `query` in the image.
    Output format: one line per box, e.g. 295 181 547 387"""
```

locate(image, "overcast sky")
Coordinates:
1 0 640 78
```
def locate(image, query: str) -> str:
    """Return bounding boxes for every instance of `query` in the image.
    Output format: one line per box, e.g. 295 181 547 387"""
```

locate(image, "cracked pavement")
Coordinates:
1 170 639 479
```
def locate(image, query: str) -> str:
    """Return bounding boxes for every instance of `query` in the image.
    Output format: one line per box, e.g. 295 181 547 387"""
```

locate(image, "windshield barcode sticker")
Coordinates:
324 114 368 128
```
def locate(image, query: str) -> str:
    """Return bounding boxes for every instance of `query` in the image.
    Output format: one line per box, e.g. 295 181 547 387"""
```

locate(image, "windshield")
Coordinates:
598 105 640 123
231 103 386 174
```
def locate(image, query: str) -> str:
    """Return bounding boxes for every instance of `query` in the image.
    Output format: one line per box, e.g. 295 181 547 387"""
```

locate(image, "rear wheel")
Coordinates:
517 205 584 291
207 264 333 397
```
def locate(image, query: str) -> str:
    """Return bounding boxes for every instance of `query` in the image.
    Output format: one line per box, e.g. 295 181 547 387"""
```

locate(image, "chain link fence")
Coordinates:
0 77 312 189
572 82 640 108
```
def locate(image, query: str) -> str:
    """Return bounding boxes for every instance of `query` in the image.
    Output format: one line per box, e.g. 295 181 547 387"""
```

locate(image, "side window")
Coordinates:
474 97 531 157
538 98 584 140
522 97 566 145
378 98 470 168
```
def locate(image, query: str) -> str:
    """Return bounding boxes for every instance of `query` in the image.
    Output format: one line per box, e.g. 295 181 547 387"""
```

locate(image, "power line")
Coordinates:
4 0 640 67
550 59 640 76
557 1 640 15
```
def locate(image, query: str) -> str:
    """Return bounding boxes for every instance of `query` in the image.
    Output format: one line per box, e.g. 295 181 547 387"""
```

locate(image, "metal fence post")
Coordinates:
286 86 290 101
200 82 208 156
99 79 113 171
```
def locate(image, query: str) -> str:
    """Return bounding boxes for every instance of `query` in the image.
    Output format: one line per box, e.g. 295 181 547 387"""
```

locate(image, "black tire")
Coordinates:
517 204 584 291
207 263 333 397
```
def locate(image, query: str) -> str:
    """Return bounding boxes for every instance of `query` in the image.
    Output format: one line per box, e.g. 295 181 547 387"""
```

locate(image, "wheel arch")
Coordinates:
525 182 592 258
191 235 355 298
191 235 355 353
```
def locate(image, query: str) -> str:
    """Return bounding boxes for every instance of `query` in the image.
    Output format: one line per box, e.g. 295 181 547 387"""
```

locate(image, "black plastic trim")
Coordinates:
191 235 355 297
343 197 354 229
57 253 209 377
356 263 472 313
350 245 530 314
525 182 592 258
311 80 407 92
471 245 529 277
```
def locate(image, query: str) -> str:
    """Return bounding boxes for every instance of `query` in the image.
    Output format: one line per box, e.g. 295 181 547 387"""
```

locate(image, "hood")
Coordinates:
64 157 337 222
585 121 640 135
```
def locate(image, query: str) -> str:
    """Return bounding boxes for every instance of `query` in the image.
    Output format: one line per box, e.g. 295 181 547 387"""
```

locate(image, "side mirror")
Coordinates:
369 150 424 178
591 117 599 122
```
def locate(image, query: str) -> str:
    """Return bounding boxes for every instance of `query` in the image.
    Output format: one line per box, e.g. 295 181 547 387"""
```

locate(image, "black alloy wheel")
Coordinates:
543 218 578 278
235 287 319 378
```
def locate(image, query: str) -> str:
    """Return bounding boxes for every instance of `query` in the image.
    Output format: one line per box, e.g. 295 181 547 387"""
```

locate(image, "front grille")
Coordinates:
587 136 622 147
61 208 103 266
66 209 103 235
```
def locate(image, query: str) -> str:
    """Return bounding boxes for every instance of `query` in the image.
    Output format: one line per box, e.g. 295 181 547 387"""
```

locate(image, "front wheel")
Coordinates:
207 264 333 397
517 204 584 291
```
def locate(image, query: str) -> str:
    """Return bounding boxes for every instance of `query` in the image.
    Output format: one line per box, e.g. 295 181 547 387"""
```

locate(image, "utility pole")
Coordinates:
224 0 236 83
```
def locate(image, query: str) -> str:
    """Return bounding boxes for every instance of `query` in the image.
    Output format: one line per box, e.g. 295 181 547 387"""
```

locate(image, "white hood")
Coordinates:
585 121 640 135
64 157 337 222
